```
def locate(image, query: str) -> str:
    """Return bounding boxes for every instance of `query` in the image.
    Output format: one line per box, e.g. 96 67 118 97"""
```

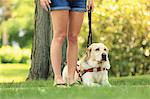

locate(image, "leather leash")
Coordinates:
87 7 92 48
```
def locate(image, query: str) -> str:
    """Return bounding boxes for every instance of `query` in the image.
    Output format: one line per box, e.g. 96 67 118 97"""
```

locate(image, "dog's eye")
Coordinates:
95 48 100 51
104 48 107 51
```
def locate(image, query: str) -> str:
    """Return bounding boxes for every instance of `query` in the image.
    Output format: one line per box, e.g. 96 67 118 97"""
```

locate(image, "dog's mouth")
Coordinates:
97 58 107 64
97 61 103 64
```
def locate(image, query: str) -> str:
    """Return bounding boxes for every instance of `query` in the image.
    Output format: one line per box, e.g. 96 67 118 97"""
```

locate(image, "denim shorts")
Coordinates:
49 0 87 12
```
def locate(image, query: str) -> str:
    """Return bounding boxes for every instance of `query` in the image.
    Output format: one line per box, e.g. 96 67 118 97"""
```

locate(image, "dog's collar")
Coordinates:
76 64 109 83
83 60 108 73
82 67 109 73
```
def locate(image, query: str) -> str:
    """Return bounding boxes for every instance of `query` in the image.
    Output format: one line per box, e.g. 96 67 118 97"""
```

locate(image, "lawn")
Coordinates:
0 64 150 99
0 64 30 83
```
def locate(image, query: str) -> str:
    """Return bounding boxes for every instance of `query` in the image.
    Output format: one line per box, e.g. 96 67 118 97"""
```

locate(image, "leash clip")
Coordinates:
88 6 92 13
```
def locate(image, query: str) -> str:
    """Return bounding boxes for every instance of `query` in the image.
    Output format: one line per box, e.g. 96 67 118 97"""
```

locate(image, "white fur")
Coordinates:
62 43 111 87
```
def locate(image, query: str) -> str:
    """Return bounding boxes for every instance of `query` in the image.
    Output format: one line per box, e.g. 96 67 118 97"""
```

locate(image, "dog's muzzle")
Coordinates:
102 53 107 61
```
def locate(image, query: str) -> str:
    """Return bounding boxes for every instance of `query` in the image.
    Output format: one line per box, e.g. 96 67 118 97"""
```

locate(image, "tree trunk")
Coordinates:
1 0 11 46
2 31 9 46
27 0 51 80
27 0 67 80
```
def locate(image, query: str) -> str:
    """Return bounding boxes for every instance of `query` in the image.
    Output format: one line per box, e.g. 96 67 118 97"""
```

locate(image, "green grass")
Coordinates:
0 64 150 99
0 64 30 83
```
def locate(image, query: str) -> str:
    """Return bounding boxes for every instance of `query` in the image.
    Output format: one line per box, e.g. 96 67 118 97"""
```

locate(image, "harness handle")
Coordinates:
87 7 92 48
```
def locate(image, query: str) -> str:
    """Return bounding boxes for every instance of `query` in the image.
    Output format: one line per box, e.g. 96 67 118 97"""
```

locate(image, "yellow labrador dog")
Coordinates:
63 43 111 87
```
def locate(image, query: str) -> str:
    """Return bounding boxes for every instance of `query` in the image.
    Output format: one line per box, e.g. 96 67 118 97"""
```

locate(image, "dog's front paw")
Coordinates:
83 81 101 87
101 81 111 87
106 83 112 87
91 83 101 87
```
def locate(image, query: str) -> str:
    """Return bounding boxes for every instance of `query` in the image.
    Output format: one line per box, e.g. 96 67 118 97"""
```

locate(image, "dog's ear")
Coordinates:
85 47 92 61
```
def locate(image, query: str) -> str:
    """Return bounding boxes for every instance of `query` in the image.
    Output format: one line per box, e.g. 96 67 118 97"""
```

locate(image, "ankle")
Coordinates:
67 77 75 84
54 77 64 83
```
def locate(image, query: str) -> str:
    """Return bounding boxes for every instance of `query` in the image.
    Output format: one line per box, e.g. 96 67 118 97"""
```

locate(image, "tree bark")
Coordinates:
27 0 51 80
27 0 67 80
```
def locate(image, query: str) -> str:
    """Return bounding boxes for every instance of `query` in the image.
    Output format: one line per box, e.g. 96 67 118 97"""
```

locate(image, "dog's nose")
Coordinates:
102 53 107 61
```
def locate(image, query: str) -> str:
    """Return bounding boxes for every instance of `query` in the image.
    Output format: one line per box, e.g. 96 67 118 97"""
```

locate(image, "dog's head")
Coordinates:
85 43 111 69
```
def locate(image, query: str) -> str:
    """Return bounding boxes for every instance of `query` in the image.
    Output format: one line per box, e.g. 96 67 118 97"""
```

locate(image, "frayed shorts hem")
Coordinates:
50 7 87 12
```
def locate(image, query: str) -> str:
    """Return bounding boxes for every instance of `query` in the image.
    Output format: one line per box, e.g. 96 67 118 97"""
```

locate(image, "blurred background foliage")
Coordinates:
0 46 31 64
0 0 150 77
0 0 34 48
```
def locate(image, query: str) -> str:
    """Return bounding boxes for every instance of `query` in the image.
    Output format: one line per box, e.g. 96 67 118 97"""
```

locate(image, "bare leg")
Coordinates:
50 10 69 84
67 11 84 84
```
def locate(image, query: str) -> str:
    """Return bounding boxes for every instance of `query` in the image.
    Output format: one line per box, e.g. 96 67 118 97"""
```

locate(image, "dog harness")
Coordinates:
76 64 109 82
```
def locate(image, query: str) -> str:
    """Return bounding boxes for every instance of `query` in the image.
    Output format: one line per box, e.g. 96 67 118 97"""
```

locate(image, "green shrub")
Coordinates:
20 49 31 64
0 46 31 64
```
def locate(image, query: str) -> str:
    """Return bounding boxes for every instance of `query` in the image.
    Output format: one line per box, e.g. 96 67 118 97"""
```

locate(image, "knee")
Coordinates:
53 32 66 43
68 33 78 44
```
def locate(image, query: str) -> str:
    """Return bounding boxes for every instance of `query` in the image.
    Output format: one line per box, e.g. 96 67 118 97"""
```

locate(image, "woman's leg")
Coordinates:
67 11 84 84
50 10 69 84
